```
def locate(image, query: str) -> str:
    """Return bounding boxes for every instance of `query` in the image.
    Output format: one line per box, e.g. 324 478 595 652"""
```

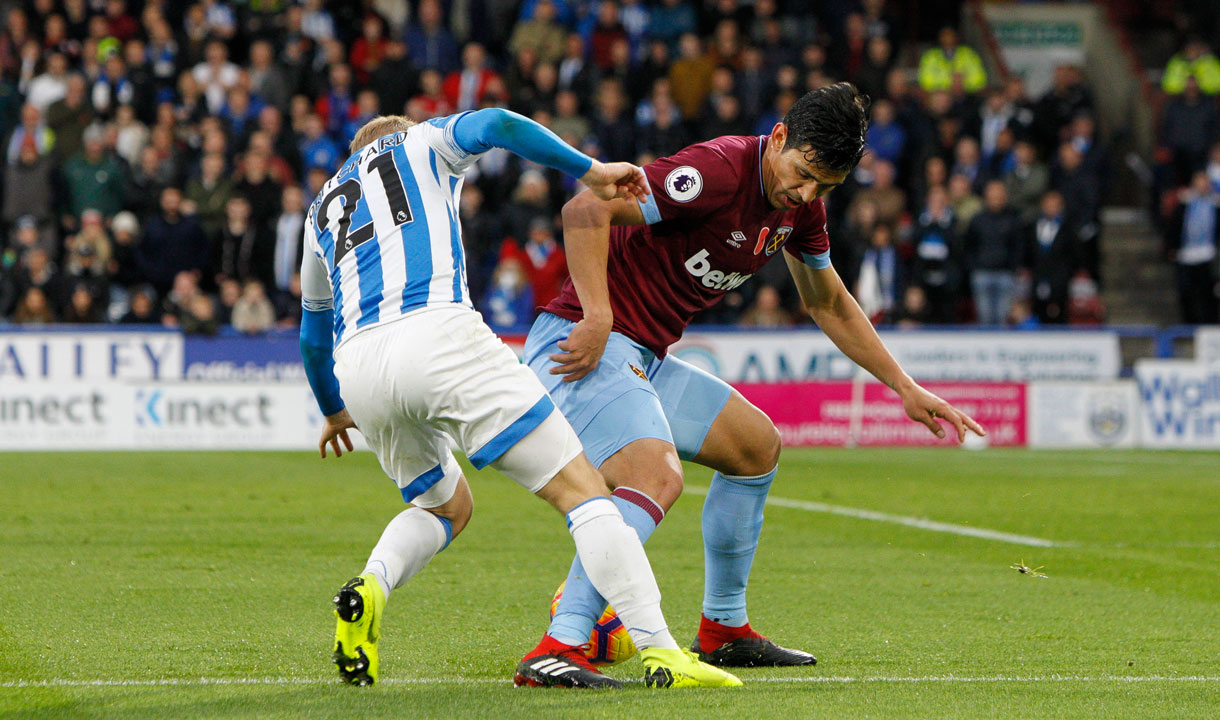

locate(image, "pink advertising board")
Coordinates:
735 381 1027 447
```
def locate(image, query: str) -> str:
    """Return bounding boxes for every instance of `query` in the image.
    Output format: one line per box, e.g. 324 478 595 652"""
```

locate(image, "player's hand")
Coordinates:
549 316 612 383
898 382 986 442
580 160 650 202
319 408 357 458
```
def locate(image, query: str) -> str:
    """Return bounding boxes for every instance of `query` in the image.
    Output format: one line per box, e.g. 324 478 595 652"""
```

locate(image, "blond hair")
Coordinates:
349 115 417 154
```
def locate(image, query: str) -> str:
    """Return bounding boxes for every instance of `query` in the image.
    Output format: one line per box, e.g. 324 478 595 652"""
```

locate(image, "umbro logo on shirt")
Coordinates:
726 231 746 248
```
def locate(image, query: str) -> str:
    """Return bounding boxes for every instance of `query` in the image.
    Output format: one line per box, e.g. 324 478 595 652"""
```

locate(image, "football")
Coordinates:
549 581 638 666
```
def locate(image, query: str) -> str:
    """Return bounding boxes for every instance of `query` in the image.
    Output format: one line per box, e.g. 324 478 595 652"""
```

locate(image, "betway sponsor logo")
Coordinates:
684 249 752 291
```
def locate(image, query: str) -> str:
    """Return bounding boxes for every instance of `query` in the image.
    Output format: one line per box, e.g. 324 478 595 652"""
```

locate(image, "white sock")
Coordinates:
565 497 677 651
362 507 450 601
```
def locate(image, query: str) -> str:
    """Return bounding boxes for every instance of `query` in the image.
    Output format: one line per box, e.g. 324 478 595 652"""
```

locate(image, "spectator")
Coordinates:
1169 171 1220 323
5 103 54 163
739 285 793 327
865 99 906 167
591 1 629 71
649 0 698 50
443 43 502 113
918 27 986 94
1162 37 1220 96
3 215 55 265
372 40 417 116
509 0 567 66
113 103 148 166
669 33 716 120
854 223 901 323
119 284 159 324
179 292 219 335
13 286 55 324
1022 190 1078 325
191 40 240 115
45 74 93 161
911 185 962 324
161 269 202 325
272 185 305 300
349 15 388 87
136 187 209 295
61 124 126 225
26 51 69 111
406 69 453 122
3 144 55 233
66 209 113 269
13 248 61 313
1004 140 1050 223
233 150 282 231
591 78 634 165
107 210 143 289
850 159 906 230
948 173 983 235
964 180 1024 325
1034 65 1093 153
1161 75 1219 185
1052 143 1102 280
557 33 600 102
60 279 104 323
183 152 233 237
213 194 271 288
404 0 459 74
91 53 134 119
855 36 893 102
482 256 534 328
231 280 276 334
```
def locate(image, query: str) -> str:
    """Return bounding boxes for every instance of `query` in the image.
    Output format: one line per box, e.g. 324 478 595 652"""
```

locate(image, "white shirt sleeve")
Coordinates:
418 112 482 176
299 213 333 311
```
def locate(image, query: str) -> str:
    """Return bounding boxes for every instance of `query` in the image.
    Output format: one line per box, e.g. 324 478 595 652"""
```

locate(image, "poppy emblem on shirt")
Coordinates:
766 226 793 256
628 363 648 381
664 166 703 203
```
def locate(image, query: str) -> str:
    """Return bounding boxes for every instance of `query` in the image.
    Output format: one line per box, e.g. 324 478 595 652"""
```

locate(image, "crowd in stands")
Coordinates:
0 0 1118 333
1157 35 1220 325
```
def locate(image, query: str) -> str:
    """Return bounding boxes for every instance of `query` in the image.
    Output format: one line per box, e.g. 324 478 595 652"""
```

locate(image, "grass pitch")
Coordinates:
2 448 1219 719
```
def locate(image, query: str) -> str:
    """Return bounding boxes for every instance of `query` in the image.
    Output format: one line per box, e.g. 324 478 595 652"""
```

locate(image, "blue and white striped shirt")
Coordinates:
300 114 481 348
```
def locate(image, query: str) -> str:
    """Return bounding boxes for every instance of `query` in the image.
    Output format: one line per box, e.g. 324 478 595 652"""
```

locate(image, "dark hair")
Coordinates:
782 82 870 172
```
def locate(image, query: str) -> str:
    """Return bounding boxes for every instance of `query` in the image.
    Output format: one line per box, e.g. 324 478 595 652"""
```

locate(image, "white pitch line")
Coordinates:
6 676 1219 689
684 486 1060 548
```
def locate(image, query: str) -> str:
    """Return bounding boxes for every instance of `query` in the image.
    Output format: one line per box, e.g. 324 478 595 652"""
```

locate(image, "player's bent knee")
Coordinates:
427 476 473 537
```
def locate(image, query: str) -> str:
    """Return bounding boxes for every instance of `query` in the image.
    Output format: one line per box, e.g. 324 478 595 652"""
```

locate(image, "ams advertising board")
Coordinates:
671 331 1120 384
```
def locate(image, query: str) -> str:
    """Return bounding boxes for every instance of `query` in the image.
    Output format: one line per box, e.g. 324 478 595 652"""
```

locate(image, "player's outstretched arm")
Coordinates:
299 250 354 458
450 109 650 201
783 252 986 442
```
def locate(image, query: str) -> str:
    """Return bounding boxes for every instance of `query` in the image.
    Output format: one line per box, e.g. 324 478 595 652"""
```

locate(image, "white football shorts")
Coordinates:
333 305 583 508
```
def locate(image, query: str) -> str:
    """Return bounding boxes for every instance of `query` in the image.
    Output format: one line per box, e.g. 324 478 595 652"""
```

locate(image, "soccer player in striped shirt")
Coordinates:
299 108 740 689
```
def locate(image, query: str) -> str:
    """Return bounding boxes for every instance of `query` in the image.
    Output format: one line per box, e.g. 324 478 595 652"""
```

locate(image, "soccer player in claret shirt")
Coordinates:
514 83 986 685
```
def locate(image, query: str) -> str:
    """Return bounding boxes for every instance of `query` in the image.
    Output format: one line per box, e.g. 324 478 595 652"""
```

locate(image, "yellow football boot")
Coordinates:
332 573 385 686
640 648 744 688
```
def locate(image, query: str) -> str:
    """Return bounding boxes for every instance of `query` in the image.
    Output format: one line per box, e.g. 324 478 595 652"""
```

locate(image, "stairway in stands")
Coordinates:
1100 207 1177 326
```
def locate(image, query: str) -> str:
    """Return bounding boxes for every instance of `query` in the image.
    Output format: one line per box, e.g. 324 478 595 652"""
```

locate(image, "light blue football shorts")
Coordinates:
524 312 734 468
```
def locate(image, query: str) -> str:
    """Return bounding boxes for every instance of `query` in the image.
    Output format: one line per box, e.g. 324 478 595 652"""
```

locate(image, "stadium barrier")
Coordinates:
1 327 1216 450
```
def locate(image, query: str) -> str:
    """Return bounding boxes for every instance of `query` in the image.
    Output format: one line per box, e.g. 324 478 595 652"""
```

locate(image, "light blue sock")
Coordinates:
702 466 777 627
547 488 664 645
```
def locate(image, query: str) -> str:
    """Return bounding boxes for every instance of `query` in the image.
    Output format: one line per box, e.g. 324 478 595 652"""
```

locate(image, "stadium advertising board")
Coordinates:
183 334 306 381
673 331 1119 384
1197 327 1220 365
734 381 1026 448
1134 360 1220 449
0 382 130 449
0 331 182 383
0 381 318 450
1027 381 1140 448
